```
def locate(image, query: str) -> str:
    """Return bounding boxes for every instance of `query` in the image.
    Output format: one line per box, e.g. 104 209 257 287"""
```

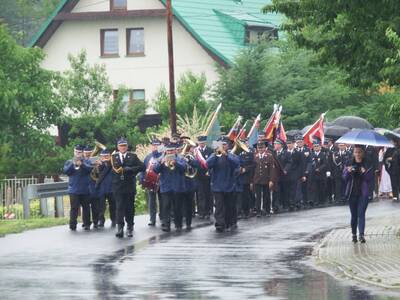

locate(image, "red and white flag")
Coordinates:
238 120 248 139
303 113 325 148
194 147 208 169
264 105 282 141
227 116 242 141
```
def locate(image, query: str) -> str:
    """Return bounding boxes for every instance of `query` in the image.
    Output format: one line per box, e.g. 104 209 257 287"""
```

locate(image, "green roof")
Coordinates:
160 0 283 64
30 0 283 65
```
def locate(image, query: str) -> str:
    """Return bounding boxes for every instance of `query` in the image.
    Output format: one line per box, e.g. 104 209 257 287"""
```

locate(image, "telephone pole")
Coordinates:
166 0 177 135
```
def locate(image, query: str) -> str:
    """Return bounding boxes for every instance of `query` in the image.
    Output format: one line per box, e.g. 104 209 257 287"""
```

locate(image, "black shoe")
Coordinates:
231 224 238 231
162 225 171 232
359 235 366 243
84 226 90 231
69 226 76 231
111 222 116 228
148 222 156 226
186 225 192 231
256 213 261 218
115 225 124 238
216 227 224 233
99 223 104 228
352 235 358 243
93 224 98 229
176 226 182 232
127 229 133 237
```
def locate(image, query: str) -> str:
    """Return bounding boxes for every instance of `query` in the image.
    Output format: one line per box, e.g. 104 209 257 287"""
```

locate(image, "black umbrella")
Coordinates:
286 129 302 138
332 116 373 130
324 125 350 138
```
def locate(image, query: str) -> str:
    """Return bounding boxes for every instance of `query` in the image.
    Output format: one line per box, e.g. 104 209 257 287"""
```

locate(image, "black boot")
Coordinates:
352 234 358 243
115 225 124 238
127 228 133 237
359 235 366 243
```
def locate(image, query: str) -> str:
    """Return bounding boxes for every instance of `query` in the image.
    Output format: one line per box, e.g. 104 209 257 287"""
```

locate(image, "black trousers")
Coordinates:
334 176 345 202
113 191 135 229
239 184 251 216
197 178 212 216
98 193 115 225
274 180 291 210
182 191 194 226
160 192 184 229
309 177 326 205
146 190 160 224
213 192 235 229
89 196 100 225
389 173 399 199
254 184 271 213
69 194 90 229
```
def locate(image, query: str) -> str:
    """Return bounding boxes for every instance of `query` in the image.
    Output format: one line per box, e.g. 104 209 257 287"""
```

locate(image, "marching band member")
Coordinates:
153 143 187 232
206 136 240 232
140 139 162 226
195 135 213 219
83 145 100 229
111 138 145 238
63 145 92 231
95 149 115 228
253 139 278 217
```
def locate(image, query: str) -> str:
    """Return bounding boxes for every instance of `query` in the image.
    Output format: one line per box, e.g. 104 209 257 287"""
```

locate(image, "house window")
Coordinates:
245 27 278 44
126 28 145 56
101 29 119 57
132 89 145 101
110 0 127 11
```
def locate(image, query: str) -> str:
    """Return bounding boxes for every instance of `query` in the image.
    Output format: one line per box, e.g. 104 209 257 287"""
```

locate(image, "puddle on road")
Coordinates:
92 223 400 300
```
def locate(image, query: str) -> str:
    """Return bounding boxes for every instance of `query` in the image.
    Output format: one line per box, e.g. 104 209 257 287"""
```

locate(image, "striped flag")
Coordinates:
264 104 281 141
238 120 249 139
205 103 222 147
248 114 261 147
194 147 208 169
303 113 325 148
227 115 243 141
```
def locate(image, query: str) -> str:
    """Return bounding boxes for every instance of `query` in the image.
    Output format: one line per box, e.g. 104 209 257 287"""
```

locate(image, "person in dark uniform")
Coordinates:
236 140 255 219
83 145 100 229
253 140 278 217
139 139 162 226
95 149 115 228
273 139 291 211
63 145 91 231
308 140 328 207
206 136 240 232
111 138 145 238
295 135 311 209
323 139 334 204
153 143 187 232
195 135 213 219
383 139 400 201
331 143 349 204
285 138 301 210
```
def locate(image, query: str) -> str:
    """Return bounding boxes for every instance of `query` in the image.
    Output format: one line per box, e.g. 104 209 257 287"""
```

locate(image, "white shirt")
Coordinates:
119 152 126 163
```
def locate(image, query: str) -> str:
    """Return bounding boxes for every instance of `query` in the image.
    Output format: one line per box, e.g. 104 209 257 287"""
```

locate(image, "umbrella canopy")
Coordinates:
332 116 373 130
375 128 400 143
393 128 400 134
335 129 394 147
301 125 312 134
286 129 302 138
325 125 350 138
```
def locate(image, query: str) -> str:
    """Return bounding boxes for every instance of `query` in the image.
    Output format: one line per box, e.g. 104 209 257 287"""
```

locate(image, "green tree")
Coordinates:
263 0 400 88
154 71 209 122
58 50 113 115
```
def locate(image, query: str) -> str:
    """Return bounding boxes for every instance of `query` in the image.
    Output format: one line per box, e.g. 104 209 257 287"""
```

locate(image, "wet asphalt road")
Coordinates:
1 201 400 300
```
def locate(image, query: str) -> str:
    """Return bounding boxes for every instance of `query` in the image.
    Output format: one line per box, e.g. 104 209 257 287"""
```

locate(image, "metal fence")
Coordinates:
0 176 62 219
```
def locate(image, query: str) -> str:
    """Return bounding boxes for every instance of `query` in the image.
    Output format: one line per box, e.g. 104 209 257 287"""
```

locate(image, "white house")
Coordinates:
31 0 282 114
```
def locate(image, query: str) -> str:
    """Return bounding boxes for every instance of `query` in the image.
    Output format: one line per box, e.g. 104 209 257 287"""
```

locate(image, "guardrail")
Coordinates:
22 182 69 218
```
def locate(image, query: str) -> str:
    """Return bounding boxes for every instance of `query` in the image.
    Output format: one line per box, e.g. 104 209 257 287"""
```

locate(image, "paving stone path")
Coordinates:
315 214 400 289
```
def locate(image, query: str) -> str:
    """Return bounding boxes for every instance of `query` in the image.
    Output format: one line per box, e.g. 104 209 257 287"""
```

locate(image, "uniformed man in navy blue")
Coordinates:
63 145 92 231
96 149 115 227
195 135 213 219
295 135 311 209
111 138 145 238
307 139 328 207
206 136 240 232
153 143 187 232
139 139 162 226
83 145 100 229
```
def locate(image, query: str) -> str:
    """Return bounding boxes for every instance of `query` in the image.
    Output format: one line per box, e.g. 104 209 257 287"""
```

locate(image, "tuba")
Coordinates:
181 138 198 178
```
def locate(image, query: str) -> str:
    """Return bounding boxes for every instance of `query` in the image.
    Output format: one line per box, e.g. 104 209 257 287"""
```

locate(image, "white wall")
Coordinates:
41 16 219 113
72 0 165 13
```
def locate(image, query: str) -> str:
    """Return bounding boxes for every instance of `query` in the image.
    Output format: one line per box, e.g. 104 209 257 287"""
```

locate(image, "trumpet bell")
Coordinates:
92 141 107 157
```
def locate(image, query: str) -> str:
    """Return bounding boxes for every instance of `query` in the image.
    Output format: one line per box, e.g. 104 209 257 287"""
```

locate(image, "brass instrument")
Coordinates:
110 150 124 180
181 138 198 178
164 154 176 170
215 146 226 157
231 138 250 155
73 156 82 170
89 141 107 181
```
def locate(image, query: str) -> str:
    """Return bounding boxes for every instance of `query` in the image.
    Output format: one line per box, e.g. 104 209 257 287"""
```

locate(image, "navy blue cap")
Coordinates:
197 135 207 143
165 143 176 150
151 139 161 146
74 144 83 151
286 137 294 143
312 138 321 146
100 149 110 156
83 145 94 152
274 139 284 146
117 138 128 145
257 140 267 147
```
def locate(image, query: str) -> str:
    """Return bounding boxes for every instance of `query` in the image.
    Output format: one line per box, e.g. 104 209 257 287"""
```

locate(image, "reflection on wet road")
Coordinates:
1 201 400 299
93 202 400 300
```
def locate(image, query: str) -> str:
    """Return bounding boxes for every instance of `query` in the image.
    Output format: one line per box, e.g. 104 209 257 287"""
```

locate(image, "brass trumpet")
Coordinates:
181 138 198 178
164 154 176 170
215 147 226 157
89 141 107 181
231 138 250 155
